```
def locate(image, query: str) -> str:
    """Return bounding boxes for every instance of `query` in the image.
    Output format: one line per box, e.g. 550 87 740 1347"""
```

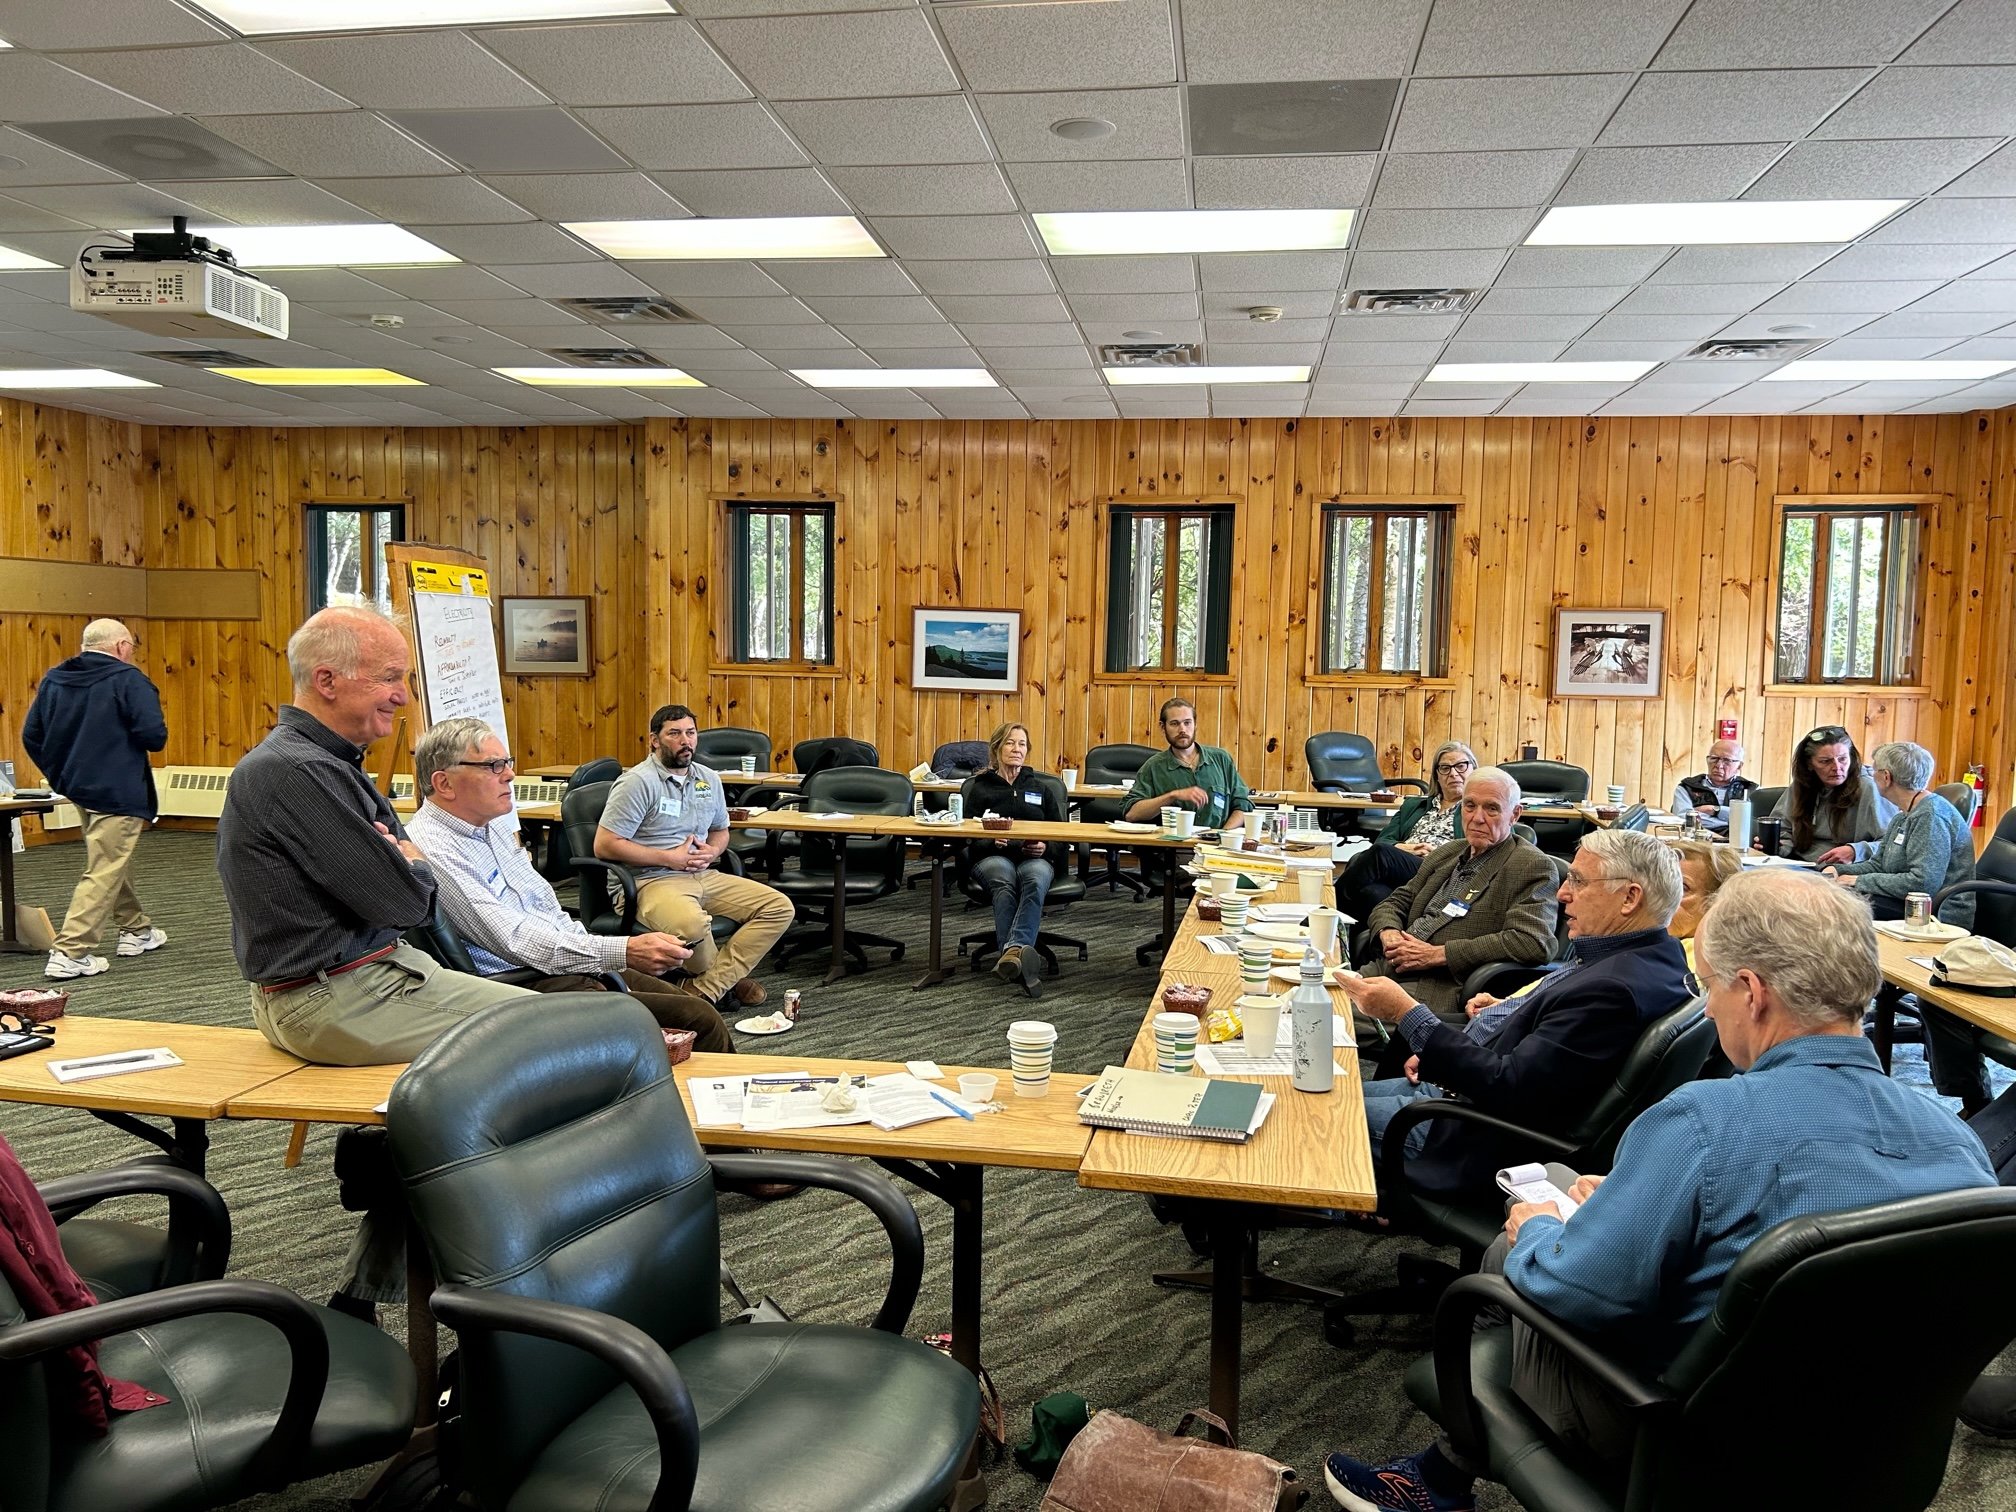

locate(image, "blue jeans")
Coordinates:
1364 1076 1443 1165
973 853 1053 950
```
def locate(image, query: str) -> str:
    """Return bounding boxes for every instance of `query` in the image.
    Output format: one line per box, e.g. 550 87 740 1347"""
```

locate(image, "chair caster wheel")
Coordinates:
1323 1310 1356 1348
891 945 906 962
1180 1219 1212 1257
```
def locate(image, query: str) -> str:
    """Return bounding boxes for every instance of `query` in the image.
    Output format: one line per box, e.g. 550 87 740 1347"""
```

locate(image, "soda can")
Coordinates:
1906 892 1932 928
783 989 802 1022
947 793 964 822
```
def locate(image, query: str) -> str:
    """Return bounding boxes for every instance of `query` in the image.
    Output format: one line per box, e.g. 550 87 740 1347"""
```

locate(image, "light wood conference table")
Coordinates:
1 794 61 954
1871 930 2016 1068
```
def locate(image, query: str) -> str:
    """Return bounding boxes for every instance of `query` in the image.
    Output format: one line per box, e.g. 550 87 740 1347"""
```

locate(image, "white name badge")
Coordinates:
659 796 679 815
1442 899 1472 918
1024 791 1043 805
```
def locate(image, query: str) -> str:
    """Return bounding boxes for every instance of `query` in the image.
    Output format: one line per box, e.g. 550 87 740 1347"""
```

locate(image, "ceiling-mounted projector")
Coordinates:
69 217 288 340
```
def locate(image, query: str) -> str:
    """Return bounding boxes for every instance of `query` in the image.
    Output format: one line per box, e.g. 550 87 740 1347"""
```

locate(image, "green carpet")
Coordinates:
3 830 2012 1511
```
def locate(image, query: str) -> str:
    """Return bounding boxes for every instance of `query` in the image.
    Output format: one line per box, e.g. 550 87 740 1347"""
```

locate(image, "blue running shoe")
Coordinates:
1324 1450 1474 1511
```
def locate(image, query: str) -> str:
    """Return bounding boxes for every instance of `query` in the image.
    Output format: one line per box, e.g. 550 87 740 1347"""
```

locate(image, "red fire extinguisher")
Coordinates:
1966 764 1986 828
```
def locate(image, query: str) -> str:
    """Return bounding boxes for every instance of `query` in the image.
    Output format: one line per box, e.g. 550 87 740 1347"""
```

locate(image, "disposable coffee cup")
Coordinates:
1606 784 1626 805
740 755 757 775
1007 1019 1057 1046
1173 809 1195 838
1159 805 1179 833
1152 1012 1198 1074
1307 907 1340 959
1239 998 1283 1054
958 1072 999 1103
1295 868 1324 904
1060 767 1080 789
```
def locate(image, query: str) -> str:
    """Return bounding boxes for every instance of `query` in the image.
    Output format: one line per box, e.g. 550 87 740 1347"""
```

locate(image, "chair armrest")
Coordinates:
430 1283 698 1512
1380 1098 1576 1227
1460 959 1566 1001
1934 879 2016 912
40 1163 233 1282
717 847 746 878
570 856 640 934
1432 1273 1677 1471
0 1279 332 1489
1384 777 1430 794
706 1153 924 1335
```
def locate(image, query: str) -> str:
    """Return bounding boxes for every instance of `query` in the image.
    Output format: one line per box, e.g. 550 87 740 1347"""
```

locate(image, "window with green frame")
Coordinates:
1103 504 1234 674
306 504 404 614
1317 504 1454 676
1773 504 1921 684
726 501 834 664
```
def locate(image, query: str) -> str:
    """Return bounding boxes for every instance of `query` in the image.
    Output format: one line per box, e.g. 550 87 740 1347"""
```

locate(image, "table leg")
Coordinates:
1135 844 1192 967
823 844 849 985
914 847 953 989
89 1110 210 1176
0 824 27 953
875 1159 983 1375
1874 981 1900 1073
1206 1206 1246 1439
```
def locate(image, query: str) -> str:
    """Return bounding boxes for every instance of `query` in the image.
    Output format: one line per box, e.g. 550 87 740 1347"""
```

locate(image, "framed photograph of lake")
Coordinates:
500 595 592 676
911 607 1020 694
1554 608 1663 698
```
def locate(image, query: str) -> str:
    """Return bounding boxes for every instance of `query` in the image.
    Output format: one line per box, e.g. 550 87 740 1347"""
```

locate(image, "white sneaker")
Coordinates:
46 951 109 979
116 927 168 957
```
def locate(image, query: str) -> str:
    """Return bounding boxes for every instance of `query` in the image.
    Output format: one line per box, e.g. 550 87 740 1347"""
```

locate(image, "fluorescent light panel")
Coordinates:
212 368 425 386
792 369 997 389
186 1 667 35
0 369 156 389
123 224 457 268
1104 365 1310 385
1525 199 1906 246
0 245 58 270
1036 209 1354 256
565 216 881 261
1426 361 1657 383
494 367 705 387
1761 359 2016 382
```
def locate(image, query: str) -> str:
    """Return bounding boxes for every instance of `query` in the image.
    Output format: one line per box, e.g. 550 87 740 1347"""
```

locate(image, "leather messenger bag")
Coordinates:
1039 1408 1304 1512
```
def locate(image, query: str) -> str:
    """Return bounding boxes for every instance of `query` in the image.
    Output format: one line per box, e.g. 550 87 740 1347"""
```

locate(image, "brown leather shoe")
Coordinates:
994 945 1025 983
729 978 768 1006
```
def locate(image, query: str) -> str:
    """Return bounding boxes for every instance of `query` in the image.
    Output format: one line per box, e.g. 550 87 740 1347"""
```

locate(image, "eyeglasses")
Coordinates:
1706 755 1742 767
0 1012 55 1036
1562 871 1627 892
1683 970 1703 997
1805 726 1850 745
455 757 516 776
1434 759 1475 775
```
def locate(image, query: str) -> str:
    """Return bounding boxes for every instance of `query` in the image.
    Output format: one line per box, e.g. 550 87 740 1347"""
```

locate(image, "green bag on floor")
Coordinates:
1015 1392 1091 1481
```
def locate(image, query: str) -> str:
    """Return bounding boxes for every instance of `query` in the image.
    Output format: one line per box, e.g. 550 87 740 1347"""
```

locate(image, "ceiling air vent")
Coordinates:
1097 341 1202 368
544 347 665 367
1686 338 1823 360
1343 287 1482 315
557 296 701 324
139 349 270 367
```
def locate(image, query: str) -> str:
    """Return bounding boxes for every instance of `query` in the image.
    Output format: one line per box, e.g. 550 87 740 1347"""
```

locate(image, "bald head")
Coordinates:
286 606 412 745
81 619 137 662
1459 765 1523 852
1706 738 1746 771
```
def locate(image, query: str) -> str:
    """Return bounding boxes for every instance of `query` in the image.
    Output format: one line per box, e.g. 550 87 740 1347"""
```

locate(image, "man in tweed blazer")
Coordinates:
1359 766 1560 1024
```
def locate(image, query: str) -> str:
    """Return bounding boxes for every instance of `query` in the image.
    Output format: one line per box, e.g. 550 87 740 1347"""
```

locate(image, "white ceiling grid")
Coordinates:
0 0 2004 424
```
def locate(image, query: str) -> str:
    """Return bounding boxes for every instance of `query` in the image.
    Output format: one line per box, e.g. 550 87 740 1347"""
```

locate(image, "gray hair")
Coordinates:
415 717 496 800
81 618 132 652
1580 828 1683 927
1427 740 1478 780
1870 740 1934 793
1696 869 1881 1029
286 605 399 686
1465 764 1523 807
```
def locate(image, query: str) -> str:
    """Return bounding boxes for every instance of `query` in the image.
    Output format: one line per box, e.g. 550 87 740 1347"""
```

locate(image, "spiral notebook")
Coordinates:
1076 1066 1266 1143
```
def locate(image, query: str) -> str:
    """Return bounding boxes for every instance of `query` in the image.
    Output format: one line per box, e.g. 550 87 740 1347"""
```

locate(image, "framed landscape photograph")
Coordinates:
500 595 592 676
1554 609 1663 698
911 607 1020 694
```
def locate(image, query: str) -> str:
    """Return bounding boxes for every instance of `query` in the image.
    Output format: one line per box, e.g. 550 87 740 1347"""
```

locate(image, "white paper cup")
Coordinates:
1295 868 1324 904
1607 784 1626 805
740 755 757 775
958 1073 998 1103
1239 998 1283 1052
1173 809 1195 837
1007 1019 1057 1045
1060 767 1080 789
1159 805 1179 833
1307 907 1340 959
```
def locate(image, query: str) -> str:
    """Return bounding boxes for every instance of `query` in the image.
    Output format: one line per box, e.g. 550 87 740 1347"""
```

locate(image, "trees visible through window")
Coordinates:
1104 505 1233 674
306 504 403 614
1318 505 1452 676
1774 505 1921 684
727 502 833 664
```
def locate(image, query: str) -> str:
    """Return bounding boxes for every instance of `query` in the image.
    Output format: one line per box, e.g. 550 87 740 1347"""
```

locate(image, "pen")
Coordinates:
928 1087 976 1121
64 1053 163 1068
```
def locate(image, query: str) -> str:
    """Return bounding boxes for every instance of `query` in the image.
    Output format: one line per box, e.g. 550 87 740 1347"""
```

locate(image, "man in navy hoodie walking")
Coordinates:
22 619 168 980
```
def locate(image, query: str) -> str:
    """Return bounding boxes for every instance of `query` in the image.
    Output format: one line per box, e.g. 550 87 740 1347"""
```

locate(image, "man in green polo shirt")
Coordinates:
1123 697 1253 831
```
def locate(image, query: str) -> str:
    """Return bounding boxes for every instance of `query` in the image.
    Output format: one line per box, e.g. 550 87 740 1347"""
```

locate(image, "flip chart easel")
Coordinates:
379 543 509 796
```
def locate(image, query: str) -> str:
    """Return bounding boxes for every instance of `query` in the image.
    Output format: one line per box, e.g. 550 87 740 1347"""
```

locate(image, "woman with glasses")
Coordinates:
1822 740 1976 926
1767 724 1897 863
1335 740 1477 923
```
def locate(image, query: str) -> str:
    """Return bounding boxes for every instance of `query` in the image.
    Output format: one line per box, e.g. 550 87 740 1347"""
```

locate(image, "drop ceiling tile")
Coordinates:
1065 291 1200 322
1405 398 1503 415
576 104 807 171
261 34 548 112
0 128 124 189
0 0 224 47
727 334 862 357
334 174 537 225
364 266 528 300
383 108 627 173
1558 143 1784 206
1345 249 1510 288
832 348 981 368
1 182 201 223
474 20 749 107
1200 339 1323 365
838 322 972 346
799 294 943 324
1964 249 2016 279
409 221 599 264
1848 309 2014 338
1320 340 1447 366
1189 79 1397 157
1599 390 1720 414
250 269 400 301
1190 154 1374 211
1206 319 1330 344
1655 0 1953 68
1865 198 2016 245
1907 280 2016 313
1650 245 1840 283
1330 313 1462 341
1705 380 1859 410
1746 138 1999 200
647 168 847 218
828 163 1016 216
1941 143 2016 198
1497 382 1635 415
1474 285 1631 315
1614 282 1782 314
1355 207 1534 251
991 354 1096 377
1937 335 2016 359
975 89 1184 162
1582 312 1737 342
954 322 1084 347
482 261 655 300
1307 380 1415 398
479 172 688 221
0 201 88 233
776 96 992 166
703 10 957 100
934 293 1071 323
1306 398 1401 415
939 0 1176 90
1414 0 1688 74
196 111 456 178
1755 280 1940 313
870 214 1038 260
657 293 816 324
1004 160 1190 212
1814 66 2016 138
1438 339 1572 362
21 116 284 183
1371 149 1575 210
1196 251 1349 290
1075 320 1199 345
1459 312 1599 341
52 44 355 117
622 327 749 353
153 177 367 225
1601 69 1869 147
1560 338 1699 360
1203 290 1337 319
1810 335 1971 359
1714 311 1875 337
911 259 1062 295
764 259 919 296
1630 369 1747 393
1901 0 2016 64
0 55 163 122
1392 74 1632 152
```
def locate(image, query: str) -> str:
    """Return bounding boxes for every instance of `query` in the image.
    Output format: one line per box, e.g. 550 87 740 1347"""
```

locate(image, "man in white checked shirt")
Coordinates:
405 717 732 1052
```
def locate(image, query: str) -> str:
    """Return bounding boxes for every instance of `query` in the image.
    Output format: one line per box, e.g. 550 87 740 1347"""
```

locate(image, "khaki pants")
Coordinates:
54 811 151 958
249 942 535 1067
637 870 795 1003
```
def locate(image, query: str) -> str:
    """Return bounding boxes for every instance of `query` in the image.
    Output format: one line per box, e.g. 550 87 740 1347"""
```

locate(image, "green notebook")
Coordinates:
1076 1065 1267 1143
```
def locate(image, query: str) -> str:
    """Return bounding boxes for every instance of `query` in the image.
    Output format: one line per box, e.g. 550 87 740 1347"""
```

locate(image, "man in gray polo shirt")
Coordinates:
594 703 793 1007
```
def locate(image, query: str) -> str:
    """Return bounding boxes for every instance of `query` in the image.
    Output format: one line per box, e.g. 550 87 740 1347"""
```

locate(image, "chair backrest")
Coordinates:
695 726 770 772
404 908 483 975
1651 1188 2016 1511
1972 805 2016 948
1500 759 1590 802
1305 731 1384 792
561 779 613 865
798 767 914 883
1749 783 1786 816
793 737 879 777
1557 998 1716 1170
930 740 990 778
566 757 621 790
388 994 716 1509
1935 780 1979 824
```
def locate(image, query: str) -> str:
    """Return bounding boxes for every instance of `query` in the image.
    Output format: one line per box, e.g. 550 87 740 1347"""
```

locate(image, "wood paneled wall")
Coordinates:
3 398 2014 811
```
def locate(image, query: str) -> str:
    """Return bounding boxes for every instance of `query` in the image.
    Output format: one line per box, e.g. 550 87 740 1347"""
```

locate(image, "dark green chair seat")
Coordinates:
46 1163 232 1303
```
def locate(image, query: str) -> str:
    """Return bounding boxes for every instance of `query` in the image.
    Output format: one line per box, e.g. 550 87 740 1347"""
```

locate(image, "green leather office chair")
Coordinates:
44 1161 231 1303
954 771 1090 994
1408 1188 2016 1512
563 778 745 948
1078 742 1157 899
769 766 915 974
385 994 978 1512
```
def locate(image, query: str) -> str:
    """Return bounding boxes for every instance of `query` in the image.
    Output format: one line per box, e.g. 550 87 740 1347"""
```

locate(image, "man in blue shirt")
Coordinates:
1324 867 1995 1512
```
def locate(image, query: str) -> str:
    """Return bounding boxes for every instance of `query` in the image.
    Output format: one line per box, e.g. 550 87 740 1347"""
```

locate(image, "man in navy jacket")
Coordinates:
22 619 168 980
1344 828 1693 1205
